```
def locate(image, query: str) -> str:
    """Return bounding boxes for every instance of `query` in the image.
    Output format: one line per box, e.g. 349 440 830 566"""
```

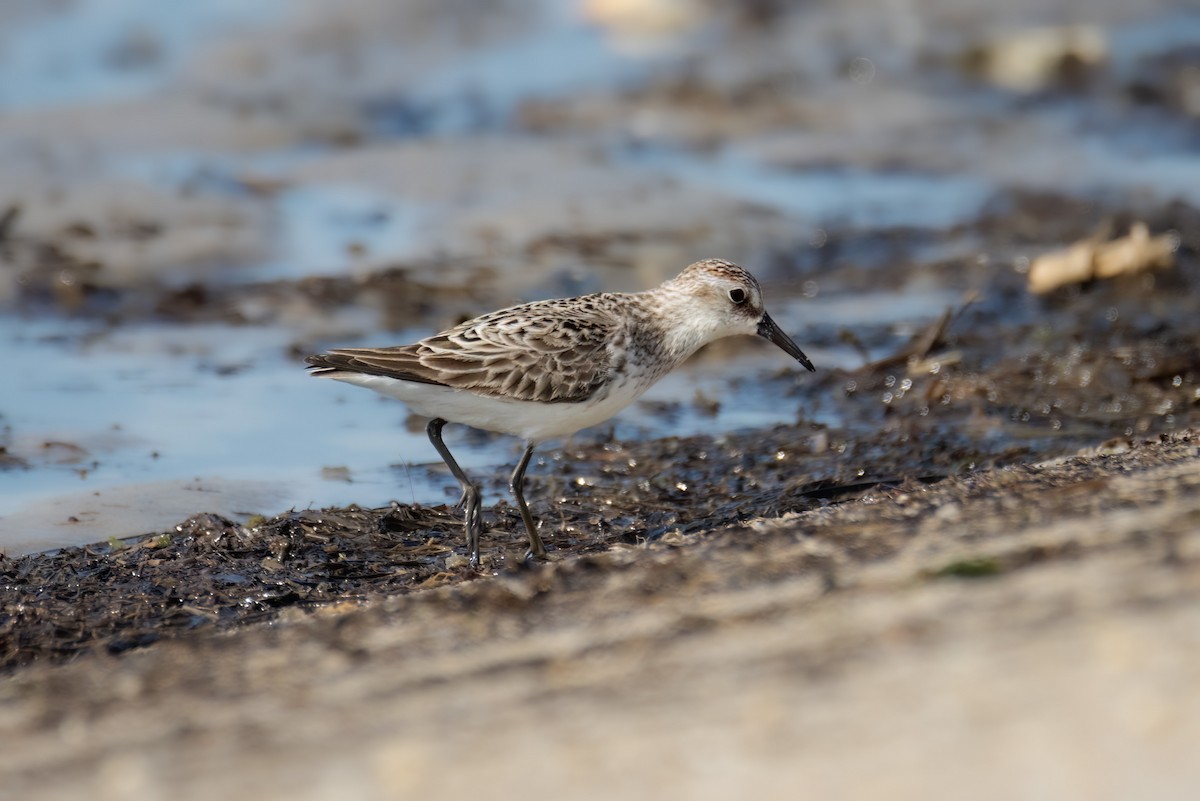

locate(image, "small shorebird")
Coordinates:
306 258 814 565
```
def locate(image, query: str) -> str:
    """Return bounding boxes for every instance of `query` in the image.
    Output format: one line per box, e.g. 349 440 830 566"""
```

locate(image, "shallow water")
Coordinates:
2 300 865 555
0 0 288 110
625 147 995 231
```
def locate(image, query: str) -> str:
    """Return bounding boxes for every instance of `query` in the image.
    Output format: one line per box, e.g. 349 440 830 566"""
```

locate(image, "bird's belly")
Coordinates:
322 372 653 443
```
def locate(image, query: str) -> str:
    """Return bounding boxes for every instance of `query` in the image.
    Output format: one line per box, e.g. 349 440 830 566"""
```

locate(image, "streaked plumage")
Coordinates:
307 258 814 565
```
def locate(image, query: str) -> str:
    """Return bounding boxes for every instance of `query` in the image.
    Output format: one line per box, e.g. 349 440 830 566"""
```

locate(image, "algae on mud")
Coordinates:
4 184 1200 670
5 282 1197 671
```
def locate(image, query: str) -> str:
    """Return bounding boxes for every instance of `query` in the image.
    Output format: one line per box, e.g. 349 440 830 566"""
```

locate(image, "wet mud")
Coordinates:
3 431 1198 800
5 213 1198 671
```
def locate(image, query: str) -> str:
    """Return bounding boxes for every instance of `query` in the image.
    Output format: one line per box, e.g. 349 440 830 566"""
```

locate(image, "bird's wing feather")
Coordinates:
306 297 623 403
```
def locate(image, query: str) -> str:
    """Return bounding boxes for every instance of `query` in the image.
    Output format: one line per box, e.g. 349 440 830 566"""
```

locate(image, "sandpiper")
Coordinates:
306 258 814 565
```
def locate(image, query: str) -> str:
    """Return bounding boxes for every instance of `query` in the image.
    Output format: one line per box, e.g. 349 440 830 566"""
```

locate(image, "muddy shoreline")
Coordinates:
7 257 1199 674
5 214 1199 672
2 430 1198 800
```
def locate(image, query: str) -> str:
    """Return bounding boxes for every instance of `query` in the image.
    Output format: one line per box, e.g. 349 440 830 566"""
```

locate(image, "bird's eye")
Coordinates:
728 288 747 304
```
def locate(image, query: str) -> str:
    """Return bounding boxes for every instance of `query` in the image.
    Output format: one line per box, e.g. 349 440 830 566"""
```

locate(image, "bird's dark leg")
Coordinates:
426 418 483 566
510 443 547 562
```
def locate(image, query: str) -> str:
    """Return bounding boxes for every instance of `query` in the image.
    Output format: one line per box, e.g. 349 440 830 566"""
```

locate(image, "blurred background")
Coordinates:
1 0 1198 553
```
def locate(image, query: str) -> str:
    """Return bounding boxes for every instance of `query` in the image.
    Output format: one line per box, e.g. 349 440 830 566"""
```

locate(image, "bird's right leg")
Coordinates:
510 443 547 562
426 418 483 566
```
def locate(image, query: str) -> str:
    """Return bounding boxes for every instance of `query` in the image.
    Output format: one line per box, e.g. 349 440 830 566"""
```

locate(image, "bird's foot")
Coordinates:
522 547 550 565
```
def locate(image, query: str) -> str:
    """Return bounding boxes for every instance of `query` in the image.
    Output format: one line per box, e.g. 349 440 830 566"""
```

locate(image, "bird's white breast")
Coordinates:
320 370 654 443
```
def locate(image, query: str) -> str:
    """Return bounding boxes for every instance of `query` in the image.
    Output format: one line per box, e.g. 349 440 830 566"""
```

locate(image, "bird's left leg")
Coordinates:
427 418 484 566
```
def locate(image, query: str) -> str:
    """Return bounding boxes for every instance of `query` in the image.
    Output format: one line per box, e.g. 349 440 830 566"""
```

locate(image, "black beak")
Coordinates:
758 313 815 372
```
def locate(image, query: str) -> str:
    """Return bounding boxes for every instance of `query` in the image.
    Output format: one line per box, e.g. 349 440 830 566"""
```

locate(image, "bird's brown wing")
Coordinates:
306 297 624 403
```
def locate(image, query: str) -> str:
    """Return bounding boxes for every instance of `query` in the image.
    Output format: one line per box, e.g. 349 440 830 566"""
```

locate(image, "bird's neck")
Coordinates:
628 286 714 368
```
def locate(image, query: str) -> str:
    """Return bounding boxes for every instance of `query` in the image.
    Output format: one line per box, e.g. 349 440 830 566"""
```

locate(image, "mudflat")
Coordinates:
3 431 1198 800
